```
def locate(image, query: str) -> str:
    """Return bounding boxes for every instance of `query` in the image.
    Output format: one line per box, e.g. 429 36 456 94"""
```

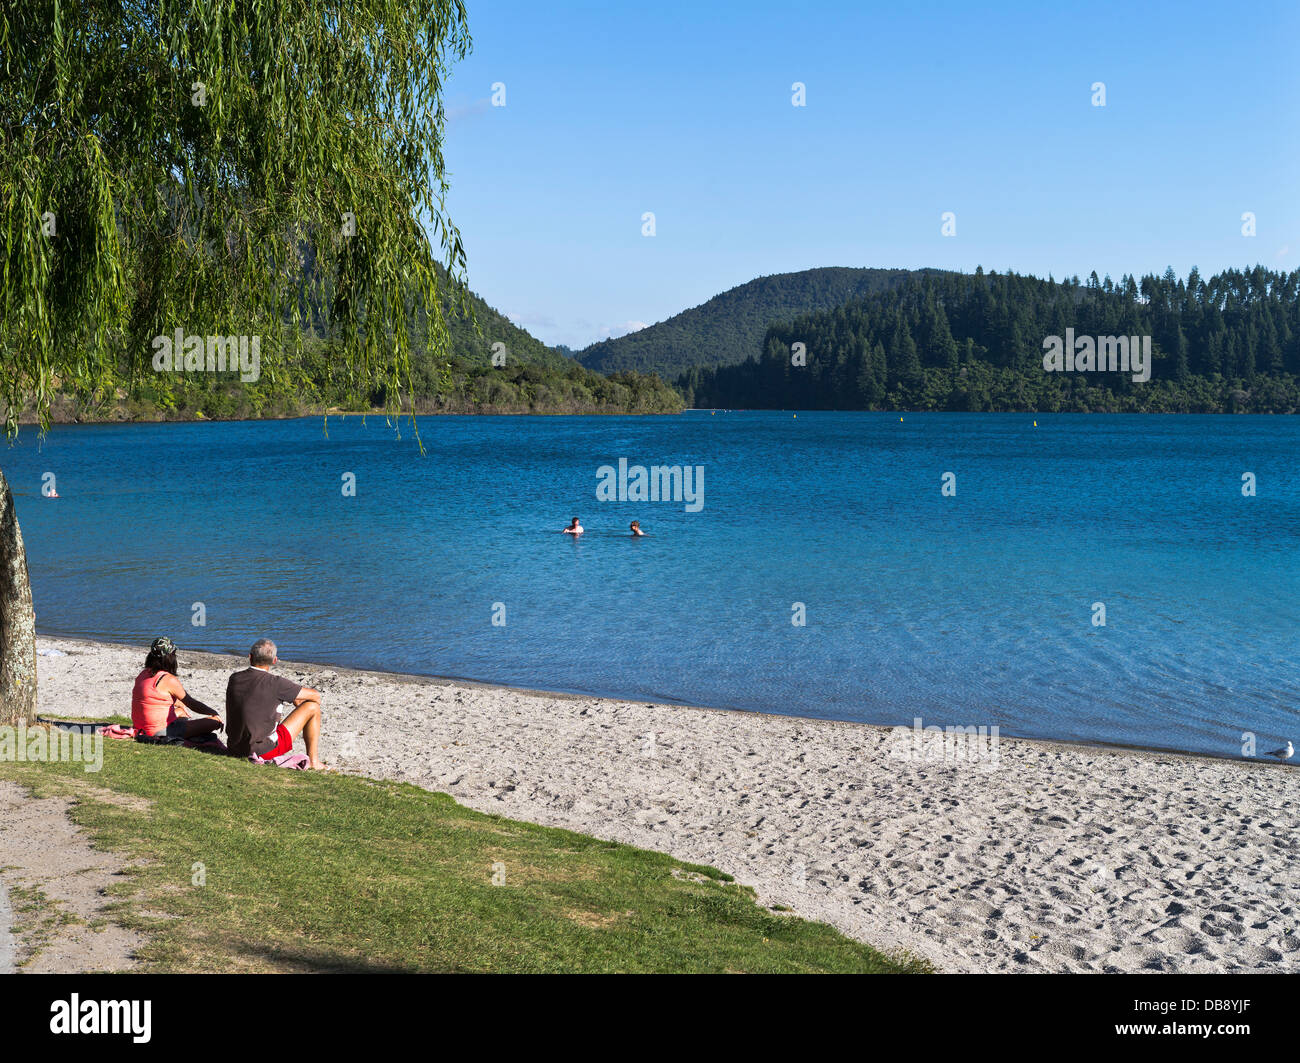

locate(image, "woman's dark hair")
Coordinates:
145 636 178 676
144 649 177 675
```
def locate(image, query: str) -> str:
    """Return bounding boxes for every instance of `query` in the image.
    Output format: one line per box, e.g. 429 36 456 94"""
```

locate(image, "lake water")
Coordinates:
4 411 1297 759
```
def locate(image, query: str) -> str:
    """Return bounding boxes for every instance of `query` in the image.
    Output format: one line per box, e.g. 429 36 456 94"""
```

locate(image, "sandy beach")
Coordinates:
31 635 1300 973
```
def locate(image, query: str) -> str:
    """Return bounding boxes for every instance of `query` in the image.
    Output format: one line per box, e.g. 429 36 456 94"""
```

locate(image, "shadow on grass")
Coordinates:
229 942 435 974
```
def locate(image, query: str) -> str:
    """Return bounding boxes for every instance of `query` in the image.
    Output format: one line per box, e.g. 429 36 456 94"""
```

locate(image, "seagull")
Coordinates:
1264 741 1294 761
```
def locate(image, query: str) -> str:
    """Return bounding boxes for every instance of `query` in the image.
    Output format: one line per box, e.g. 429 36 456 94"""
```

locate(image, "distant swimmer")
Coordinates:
629 521 646 537
562 517 584 536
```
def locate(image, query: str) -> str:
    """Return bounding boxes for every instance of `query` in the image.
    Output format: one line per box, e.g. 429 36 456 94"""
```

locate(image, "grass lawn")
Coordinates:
0 737 930 973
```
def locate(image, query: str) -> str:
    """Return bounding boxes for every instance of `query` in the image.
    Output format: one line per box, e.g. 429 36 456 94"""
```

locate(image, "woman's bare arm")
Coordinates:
159 674 219 717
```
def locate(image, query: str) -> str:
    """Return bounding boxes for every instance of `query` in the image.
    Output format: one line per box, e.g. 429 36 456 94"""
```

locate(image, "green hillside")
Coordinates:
43 271 681 422
434 269 571 372
391 274 682 413
576 267 945 380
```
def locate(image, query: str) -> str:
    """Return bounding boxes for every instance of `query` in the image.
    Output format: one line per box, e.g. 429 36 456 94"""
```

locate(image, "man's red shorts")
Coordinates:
257 724 293 761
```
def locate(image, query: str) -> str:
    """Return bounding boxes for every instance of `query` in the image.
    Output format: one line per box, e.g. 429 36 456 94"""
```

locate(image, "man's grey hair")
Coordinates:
249 638 277 666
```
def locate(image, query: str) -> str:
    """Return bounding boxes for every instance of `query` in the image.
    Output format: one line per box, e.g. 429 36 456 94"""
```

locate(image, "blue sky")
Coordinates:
440 0 1300 350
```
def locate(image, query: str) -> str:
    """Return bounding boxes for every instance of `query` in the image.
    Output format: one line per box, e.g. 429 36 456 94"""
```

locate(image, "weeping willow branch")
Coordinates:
0 0 472 440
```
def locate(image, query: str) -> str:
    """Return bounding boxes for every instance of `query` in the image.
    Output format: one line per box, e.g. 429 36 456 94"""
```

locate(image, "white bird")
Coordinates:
1264 741 1293 761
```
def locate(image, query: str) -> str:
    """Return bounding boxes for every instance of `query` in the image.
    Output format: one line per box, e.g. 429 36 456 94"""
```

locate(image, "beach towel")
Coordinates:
248 750 310 770
104 725 137 740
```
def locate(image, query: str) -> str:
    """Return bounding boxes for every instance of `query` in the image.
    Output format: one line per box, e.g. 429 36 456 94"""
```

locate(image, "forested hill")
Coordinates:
576 267 947 379
48 270 681 422
295 256 573 373
680 266 1300 414
393 270 680 413
438 270 572 371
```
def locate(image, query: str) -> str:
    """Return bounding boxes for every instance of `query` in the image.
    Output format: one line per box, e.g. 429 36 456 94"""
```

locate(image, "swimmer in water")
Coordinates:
629 521 646 537
562 517 584 536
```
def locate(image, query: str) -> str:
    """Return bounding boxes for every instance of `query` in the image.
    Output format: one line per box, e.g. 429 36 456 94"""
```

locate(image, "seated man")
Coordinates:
226 638 324 769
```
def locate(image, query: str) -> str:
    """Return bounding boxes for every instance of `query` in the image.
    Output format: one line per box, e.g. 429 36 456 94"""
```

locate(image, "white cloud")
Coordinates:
598 320 648 340
507 310 558 330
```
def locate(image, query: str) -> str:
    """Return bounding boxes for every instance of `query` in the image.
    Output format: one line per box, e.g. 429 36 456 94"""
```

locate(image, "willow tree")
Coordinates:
0 0 471 723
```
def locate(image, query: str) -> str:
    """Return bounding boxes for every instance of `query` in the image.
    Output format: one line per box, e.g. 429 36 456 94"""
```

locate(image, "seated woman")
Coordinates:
130 636 224 740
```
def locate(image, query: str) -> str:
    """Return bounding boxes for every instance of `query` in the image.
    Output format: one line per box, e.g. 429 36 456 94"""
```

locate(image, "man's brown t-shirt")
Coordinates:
226 668 302 757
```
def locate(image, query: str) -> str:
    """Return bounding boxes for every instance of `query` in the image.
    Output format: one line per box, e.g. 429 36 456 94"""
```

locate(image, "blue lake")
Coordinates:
3 411 1297 759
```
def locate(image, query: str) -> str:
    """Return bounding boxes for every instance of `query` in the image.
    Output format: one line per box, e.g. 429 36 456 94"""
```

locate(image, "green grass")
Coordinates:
0 739 930 973
6 883 84 969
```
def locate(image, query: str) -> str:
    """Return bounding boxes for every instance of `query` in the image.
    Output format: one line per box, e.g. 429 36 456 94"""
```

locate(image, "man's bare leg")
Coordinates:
281 700 324 769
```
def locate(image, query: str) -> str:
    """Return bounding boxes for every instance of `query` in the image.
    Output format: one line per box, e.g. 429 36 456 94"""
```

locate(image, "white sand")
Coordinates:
34 635 1300 972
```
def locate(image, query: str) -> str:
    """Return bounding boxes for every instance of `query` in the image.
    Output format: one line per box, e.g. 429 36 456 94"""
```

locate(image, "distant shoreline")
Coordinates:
16 406 1295 428
15 406 681 427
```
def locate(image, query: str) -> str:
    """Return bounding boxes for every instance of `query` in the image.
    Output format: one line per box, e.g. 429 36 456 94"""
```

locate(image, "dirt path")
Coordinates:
0 879 14 973
0 780 143 972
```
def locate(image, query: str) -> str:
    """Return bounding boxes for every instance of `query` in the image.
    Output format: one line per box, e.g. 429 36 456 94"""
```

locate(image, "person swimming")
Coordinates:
562 517 584 536
629 521 646 537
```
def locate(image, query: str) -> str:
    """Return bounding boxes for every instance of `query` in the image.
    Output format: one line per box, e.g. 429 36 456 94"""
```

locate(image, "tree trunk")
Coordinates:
0 470 37 726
